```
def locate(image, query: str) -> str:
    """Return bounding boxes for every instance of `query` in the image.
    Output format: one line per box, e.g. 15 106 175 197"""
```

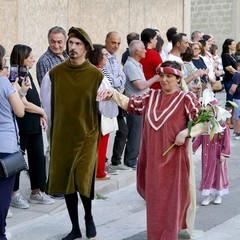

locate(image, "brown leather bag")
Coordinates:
212 80 223 92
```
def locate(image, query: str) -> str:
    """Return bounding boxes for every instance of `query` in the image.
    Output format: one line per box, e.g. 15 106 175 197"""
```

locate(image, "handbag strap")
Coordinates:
12 112 20 145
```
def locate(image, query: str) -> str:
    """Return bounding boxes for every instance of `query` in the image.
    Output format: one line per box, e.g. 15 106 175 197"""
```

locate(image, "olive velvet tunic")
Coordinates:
46 59 103 198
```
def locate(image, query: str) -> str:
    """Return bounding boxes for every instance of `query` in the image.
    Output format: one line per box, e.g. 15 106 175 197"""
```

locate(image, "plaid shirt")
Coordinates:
36 47 68 86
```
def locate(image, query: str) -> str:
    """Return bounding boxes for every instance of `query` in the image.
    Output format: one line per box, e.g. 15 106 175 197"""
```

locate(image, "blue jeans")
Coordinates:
124 114 142 167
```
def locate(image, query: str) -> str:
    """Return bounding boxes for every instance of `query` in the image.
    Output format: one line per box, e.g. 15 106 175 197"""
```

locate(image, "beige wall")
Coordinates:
0 0 184 80
1 0 239 69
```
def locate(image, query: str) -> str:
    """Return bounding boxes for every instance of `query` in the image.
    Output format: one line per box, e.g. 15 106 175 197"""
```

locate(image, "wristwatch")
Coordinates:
18 89 27 98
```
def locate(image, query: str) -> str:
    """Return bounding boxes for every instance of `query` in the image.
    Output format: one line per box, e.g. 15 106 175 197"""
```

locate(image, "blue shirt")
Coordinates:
192 57 208 83
232 72 240 99
121 48 130 65
0 76 19 153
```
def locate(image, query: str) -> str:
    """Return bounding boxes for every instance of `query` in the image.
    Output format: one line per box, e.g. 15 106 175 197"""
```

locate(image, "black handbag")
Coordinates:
0 113 28 178
0 151 28 178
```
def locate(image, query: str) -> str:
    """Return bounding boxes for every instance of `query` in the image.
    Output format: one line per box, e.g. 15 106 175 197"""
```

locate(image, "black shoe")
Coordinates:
62 231 82 240
50 194 64 199
85 217 96 239
131 164 137 170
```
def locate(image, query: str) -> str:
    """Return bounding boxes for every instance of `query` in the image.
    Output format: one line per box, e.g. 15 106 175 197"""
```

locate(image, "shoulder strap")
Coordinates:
12 112 20 145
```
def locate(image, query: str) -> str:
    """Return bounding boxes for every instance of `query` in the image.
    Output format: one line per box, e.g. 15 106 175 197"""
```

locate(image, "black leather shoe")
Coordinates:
85 217 96 239
50 194 64 199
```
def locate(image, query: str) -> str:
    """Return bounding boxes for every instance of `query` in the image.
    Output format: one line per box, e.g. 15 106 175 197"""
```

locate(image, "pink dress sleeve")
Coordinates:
127 90 152 115
184 91 201 122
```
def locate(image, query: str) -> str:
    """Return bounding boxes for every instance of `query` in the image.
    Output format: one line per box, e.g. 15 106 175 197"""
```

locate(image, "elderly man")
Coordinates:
36 26 68 86
123 40 160 168
191 30 203 43
102 31 132 172
46 27 103 240
38 26 68 199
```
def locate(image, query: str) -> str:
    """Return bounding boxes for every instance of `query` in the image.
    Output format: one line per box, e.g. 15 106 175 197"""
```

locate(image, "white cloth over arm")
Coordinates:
40 72 51 120
98 76 119 117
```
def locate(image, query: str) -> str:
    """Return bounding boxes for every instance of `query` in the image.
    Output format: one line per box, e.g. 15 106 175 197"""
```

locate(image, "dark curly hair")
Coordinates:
88 44 106 66
221 38 234 57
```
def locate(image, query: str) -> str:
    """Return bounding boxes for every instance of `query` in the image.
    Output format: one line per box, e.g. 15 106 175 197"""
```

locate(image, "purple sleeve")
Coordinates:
232 73 240 85
0 76 15 98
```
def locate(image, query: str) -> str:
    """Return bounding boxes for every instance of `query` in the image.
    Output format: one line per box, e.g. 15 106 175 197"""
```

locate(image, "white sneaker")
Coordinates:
29 191 55 205
201 196 213 206
105 164 119 175
11 193 29 209
213 195 222 204
110 163 132 171
234 134 240 140
7 209 13 218
6 231 12 239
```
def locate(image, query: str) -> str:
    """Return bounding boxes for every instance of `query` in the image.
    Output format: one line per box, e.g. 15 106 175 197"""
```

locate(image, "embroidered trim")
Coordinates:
156 66 183 78
147 91 187 131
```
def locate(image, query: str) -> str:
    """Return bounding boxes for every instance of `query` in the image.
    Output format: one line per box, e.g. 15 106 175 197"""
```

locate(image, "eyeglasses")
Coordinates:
0 66 8 71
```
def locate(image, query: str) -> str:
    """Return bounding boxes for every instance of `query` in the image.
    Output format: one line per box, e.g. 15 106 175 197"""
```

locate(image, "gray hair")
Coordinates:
48 26 67 39
129 40 144 55
191 30 202 42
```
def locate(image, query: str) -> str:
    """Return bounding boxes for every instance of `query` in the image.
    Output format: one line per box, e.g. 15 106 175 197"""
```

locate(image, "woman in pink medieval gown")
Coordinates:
97 60 206 240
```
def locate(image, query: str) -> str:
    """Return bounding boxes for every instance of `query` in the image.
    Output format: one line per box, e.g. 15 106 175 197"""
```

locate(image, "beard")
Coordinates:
69 51 78 58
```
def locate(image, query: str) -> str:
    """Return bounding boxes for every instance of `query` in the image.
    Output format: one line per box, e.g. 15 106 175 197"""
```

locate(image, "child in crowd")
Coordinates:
193 118 230 206
229 59 240 140
210 44 224 76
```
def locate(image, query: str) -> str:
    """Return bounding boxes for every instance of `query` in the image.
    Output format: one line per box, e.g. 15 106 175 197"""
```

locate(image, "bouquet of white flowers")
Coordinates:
163 89 237 156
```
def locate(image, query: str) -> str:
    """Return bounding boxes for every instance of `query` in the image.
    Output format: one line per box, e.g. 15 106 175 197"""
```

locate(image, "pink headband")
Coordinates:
156 66 183 78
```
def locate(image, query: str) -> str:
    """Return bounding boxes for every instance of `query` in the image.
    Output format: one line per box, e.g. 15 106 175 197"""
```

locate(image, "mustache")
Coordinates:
69 50 77 54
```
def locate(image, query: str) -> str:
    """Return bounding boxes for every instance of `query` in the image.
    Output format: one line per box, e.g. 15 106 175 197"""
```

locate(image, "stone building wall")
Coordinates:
1 0 239 83
0 0 184 65
190 0 240 47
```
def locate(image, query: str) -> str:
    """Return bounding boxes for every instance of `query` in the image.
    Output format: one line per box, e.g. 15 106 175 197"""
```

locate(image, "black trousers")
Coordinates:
111 108 128 165
0 153 15 240
13 132 46 191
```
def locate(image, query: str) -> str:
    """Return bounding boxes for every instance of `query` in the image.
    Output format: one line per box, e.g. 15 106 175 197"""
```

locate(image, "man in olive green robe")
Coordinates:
46 27 103 240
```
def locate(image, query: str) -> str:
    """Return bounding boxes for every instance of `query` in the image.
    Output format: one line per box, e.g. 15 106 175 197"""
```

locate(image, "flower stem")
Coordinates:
162 143 176 156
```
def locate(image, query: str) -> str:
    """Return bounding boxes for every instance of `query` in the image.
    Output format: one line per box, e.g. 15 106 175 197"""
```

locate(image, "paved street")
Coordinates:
6 90 240 240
